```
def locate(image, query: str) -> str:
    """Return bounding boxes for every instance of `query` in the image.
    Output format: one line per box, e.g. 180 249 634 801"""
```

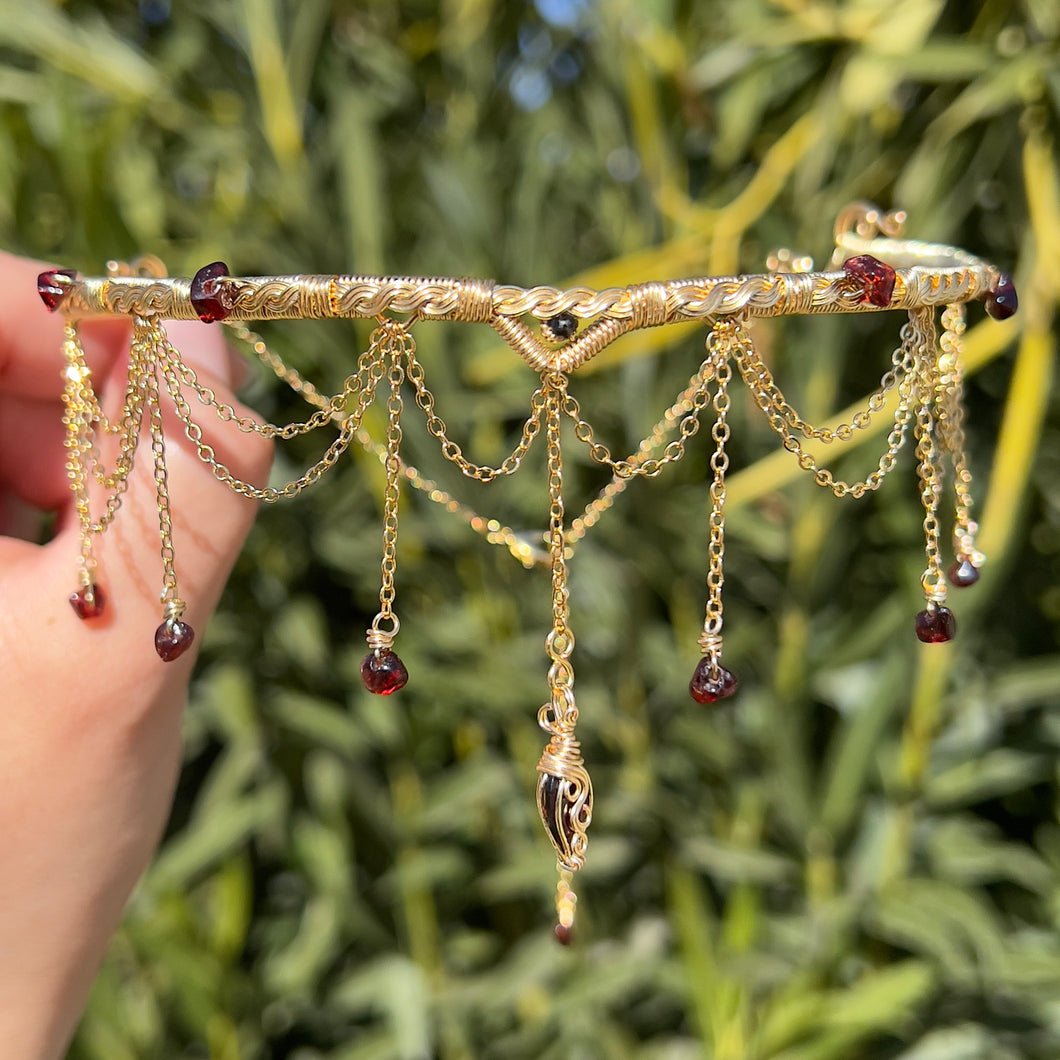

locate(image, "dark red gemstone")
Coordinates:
155 617 196 661
37 268 78 311
985 274 1018 320
842 254 896 307
915 605 956 644
361 649 408 694
689 658 738 703
948 559 980 588
69 583 105 620
190 261 234 323
547 312 578 340
554 923 574 946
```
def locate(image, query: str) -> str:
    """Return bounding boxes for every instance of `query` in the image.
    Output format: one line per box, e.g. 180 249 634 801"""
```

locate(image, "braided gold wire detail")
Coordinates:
58 205 1001 390
66 267 992 327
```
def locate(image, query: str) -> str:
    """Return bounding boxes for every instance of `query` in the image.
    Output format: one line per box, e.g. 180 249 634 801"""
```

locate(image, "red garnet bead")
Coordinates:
842 254 896 307
69 583 105 619
190 261 234 323
915 604 956 644
948 559 981 588
554 923 574 946
689 657 739 703
155 617 196 661
985 274 1018 320
361 649 409 695
37 268 78 311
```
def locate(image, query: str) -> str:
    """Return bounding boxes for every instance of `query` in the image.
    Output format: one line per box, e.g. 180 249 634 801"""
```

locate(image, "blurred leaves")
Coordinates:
2 0 1058 1057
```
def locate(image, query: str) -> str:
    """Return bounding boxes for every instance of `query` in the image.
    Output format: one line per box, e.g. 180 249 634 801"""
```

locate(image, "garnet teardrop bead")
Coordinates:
69 584 105 620
554 922 574 946
360 649 409 694
948 559 980 588
155 617 196 661
915 604 956 644
190 261 234 323
842 254 897 308
38 269 78 311
689 658 739 703
985 274 1018 320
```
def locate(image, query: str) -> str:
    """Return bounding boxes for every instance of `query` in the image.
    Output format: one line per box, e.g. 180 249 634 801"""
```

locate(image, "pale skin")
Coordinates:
0 251 272 1059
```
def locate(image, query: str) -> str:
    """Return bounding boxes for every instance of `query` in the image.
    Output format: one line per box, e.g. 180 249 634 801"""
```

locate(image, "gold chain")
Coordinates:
701 324 734 650
159 323 385 501
560 364 713 478
732 315 919 498
911 309 948 602
61 324 98 589
406 348 545 483
145 353 181 606
376 321 408 627
219 322 715 565
937 304 982 565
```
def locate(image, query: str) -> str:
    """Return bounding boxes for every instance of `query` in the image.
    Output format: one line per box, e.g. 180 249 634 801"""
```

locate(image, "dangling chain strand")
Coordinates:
690 322 738 703
361 321 411 695
536 372 593 943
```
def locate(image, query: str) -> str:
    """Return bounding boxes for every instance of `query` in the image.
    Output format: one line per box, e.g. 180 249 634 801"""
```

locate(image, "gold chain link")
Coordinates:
701 324 734 650
937 304 982 564
732 315 920 498
559 366 713 478
376 321 408 623
911 308 948 601
406 348 545 482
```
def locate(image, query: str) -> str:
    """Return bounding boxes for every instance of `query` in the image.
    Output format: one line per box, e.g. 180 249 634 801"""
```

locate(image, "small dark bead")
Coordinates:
689 657 738 703
985 274 1018 320
361 649 409 695
842 254 896 307
37 269 78 311
69 584 106 620
948 559 980 588
915 605 956 644
190 261 234 323
546 312 578 340
155 617 196 661
554 923 574 946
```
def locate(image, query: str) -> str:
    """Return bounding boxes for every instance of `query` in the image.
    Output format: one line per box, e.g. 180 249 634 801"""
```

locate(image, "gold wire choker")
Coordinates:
40 203 1017 942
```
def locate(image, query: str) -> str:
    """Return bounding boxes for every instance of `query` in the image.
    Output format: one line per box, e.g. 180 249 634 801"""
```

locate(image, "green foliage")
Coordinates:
2 0 1059 1056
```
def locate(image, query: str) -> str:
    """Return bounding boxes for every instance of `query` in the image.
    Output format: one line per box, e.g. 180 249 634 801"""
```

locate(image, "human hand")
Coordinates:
0 251 272 1059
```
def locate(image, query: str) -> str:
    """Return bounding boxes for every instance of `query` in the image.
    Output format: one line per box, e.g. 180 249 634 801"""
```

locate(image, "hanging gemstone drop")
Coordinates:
689 657 738 703
985 274 1018 320
155 616 196 661
69 584 106 620
361 649 409 694
842 255 897 307
947 559 980 587
915 604 956 643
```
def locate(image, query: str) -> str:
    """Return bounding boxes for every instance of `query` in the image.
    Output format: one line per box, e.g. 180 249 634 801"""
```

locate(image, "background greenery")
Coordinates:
2 0 1058 1056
